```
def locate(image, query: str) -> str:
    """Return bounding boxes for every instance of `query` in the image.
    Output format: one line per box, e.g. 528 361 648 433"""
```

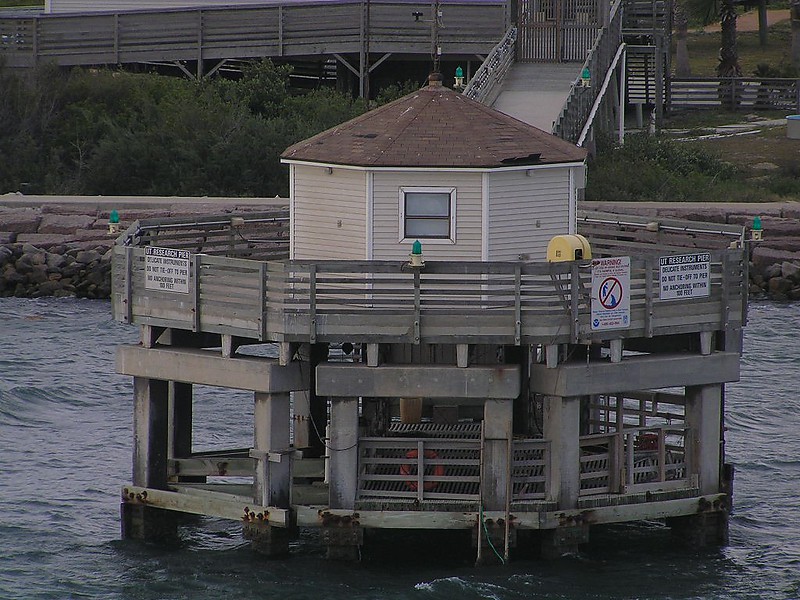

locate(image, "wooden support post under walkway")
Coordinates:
122 377 177 542
247 391 293 556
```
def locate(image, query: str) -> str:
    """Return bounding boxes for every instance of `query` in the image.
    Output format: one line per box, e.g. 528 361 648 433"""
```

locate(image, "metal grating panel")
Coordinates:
358 436 481 501
387 422 481 439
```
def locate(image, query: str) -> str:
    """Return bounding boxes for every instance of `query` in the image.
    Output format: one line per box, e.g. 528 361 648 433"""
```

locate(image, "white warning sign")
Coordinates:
659 252 710 300
144 247 190 294
591 256 630 331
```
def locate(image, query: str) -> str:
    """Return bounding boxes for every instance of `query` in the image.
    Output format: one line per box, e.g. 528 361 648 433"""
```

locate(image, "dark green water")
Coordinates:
1 298 798 599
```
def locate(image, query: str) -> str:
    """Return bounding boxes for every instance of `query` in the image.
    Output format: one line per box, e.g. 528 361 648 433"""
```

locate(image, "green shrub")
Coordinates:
0 61 368 197
587 133 739 201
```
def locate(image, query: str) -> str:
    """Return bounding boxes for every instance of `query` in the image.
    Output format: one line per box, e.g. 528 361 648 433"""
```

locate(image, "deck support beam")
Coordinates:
250 391 293 556
122 376 177 541
253 392 292 508
543 395 580 510
530 352 740 397
168 381 201 482
684 383 723 495
541 393 585 558
477 399 514 564
117 345 306 393
328 397 359 510
481 400 513 511
316 363 521 399
325 395 361 559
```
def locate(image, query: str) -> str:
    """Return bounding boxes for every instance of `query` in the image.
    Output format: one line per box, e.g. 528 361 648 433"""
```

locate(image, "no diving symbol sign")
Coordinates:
599 277 622 309
591 257 630 331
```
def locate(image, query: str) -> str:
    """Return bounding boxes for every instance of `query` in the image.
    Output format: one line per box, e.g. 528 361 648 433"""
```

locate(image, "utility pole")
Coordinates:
432 0 442 73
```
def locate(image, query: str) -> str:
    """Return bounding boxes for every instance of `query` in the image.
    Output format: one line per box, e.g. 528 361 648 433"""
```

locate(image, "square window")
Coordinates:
400 187 455 243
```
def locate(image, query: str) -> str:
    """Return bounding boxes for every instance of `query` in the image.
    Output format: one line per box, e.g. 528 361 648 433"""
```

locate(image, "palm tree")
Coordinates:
674 2 692 77
685 0 742 77
716 0 742 77
792 0 800 71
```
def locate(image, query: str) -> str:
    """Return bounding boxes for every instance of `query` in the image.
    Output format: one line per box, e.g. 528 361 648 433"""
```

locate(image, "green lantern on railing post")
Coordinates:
580 67 591 88
108 209 120 235
751 216 763 241
454 66 465 89
409 239 425 268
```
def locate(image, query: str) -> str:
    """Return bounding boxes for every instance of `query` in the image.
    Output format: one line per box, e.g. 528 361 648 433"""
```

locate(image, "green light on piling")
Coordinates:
110 209 120 224
455 66 463 78
752 216 763 241
412 240 422 255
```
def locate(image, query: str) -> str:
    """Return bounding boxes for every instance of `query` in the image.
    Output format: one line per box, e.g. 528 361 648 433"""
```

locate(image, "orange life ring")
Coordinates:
400 449 445 492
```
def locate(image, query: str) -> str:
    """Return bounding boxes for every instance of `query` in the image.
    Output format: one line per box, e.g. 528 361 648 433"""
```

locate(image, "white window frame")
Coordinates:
398 186 456 244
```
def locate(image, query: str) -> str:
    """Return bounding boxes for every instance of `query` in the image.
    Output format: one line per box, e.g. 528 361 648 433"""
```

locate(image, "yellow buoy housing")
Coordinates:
546 234 592 262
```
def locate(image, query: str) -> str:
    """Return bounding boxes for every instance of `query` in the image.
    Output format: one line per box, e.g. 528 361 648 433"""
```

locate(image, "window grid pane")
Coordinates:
405 218 451 237
403 190 453 240
405 193 450 217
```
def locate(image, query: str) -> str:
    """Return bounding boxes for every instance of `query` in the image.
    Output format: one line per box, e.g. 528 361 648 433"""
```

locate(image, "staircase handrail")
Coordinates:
463 25 517 105
553 0 623 143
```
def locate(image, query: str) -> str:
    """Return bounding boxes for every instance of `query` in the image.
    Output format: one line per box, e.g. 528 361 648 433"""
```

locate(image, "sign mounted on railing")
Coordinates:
659 252 710 300
591 256 630 330
144 247 190 294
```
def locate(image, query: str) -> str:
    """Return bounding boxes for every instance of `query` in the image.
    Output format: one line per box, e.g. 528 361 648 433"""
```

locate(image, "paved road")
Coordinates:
491 63 582 132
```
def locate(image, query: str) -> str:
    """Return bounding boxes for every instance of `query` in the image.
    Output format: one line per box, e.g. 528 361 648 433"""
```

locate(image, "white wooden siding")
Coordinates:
487 168 573 261
291 165 367 260
372 171 484 261
46 0 274 13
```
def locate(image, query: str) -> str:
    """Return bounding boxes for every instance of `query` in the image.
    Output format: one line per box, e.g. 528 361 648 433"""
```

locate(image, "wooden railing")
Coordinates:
621 0 670 33
112 245 745 345
578 209 746 254
358 437 481 502
552 0 622 141
119 210 289 260
0 1 507 70
580 425 690 496
511 439 549 501
589 390 686 433
669 78 800 112
462 25 516 105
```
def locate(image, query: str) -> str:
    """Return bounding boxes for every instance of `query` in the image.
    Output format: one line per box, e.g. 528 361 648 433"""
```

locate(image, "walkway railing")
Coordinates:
112 245 745 346
579 426 691 496
511 439 549 501
358 437 481 502
112 209 746 344
463 25 517 105
119 210 289 260
0 0 507 71
669 78 800 112
553 0 622 142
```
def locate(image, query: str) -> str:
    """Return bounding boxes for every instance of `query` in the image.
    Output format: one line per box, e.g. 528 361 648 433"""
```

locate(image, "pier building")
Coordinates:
112 76 746 561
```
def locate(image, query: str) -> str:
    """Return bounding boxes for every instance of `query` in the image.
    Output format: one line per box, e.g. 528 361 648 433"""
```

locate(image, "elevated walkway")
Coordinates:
491 63 581 132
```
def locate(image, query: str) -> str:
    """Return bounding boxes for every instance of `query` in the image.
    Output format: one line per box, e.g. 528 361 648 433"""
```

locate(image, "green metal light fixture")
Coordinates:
752 216 763 241
409 240 425 267
108 209 121 235
455 66 465 88
580 67 591 88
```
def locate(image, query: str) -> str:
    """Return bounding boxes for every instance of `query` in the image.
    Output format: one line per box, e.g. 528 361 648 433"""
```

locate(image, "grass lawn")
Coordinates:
679 20 795 77
594 15 800 203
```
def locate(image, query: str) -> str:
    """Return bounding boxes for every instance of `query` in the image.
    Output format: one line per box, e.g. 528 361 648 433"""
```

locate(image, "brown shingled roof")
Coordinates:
281 78 587 168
